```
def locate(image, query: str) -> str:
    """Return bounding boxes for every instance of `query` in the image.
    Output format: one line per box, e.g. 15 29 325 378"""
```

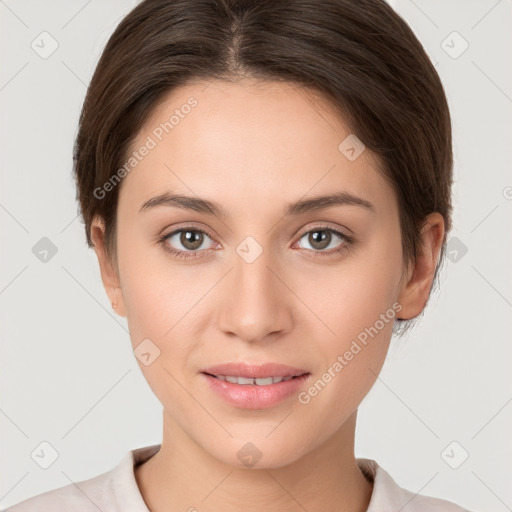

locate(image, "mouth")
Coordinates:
200 365 312 409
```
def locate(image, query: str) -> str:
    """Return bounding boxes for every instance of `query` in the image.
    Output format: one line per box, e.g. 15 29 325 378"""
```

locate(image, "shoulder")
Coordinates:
358 458 473 512
4 446 156 512
4 470 116 512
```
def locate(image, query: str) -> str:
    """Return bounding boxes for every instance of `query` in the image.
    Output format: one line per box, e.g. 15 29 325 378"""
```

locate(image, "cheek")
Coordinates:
295 230 402 408
118 256 203 409
296 279 397 442
305 232 403 341
117 225 204 332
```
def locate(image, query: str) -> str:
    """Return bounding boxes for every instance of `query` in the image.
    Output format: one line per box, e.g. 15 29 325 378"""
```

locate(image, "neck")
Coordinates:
135 411 373 512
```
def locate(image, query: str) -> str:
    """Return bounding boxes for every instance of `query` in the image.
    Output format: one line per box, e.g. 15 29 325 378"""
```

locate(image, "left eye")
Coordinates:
296 227 350 253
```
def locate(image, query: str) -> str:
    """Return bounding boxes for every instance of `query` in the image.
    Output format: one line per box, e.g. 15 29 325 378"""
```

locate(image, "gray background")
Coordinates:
1 1 511 510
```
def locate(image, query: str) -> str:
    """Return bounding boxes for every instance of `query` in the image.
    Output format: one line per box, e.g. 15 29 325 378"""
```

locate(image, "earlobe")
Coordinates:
396 213 445 321
90 215 127 317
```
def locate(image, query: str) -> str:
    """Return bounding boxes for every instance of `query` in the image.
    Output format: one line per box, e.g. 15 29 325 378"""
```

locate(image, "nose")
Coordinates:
217 245 293 344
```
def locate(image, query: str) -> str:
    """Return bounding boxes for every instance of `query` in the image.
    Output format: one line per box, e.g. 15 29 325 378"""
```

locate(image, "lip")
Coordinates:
201 372 311 409
201 362 309 379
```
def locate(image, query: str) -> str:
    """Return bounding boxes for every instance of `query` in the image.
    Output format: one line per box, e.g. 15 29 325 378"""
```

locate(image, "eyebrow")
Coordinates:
138 190 374 218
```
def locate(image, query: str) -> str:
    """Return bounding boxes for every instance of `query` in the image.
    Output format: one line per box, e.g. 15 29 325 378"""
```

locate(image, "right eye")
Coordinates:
159 227 217 260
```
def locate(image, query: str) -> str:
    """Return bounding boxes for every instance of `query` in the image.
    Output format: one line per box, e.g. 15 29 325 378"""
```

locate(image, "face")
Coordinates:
93 78 426 469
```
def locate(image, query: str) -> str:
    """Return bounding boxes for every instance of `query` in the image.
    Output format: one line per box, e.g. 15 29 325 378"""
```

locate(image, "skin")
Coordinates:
91 78 444 512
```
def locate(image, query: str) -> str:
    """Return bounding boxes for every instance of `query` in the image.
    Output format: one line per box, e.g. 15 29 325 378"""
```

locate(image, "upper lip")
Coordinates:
202 362 309 379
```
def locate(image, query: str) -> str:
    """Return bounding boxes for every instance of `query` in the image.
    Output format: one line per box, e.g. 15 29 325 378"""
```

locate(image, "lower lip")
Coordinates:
201 372 311 409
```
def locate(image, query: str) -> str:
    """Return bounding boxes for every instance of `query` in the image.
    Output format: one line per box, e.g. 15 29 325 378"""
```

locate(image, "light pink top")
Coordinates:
5 444 471 511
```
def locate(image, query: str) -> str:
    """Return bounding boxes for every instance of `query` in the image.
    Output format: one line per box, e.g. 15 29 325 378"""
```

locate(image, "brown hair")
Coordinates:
73 0 453 335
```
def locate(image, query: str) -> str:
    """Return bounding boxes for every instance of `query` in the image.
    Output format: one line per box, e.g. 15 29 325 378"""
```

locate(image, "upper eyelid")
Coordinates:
162 222 216 239
296 222 351 238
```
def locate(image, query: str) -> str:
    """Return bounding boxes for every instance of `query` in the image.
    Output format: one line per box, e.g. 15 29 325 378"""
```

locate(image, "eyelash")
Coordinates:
157 225 354 261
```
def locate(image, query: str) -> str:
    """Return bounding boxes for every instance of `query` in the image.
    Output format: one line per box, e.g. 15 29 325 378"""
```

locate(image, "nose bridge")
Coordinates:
219 239 290 342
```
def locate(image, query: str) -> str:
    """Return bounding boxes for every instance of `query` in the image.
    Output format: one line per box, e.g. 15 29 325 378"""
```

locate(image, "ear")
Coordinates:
396 212 445 320
90 215 127 317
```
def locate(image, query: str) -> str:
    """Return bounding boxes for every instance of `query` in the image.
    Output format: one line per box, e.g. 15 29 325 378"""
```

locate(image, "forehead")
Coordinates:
118 79 394 217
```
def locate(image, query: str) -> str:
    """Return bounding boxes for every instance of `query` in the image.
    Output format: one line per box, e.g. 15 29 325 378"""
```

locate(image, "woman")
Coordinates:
6 0 472 510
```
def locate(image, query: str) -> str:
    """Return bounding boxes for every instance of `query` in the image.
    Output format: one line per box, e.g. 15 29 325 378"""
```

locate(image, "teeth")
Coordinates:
255 377 275 385
215 375 296 385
